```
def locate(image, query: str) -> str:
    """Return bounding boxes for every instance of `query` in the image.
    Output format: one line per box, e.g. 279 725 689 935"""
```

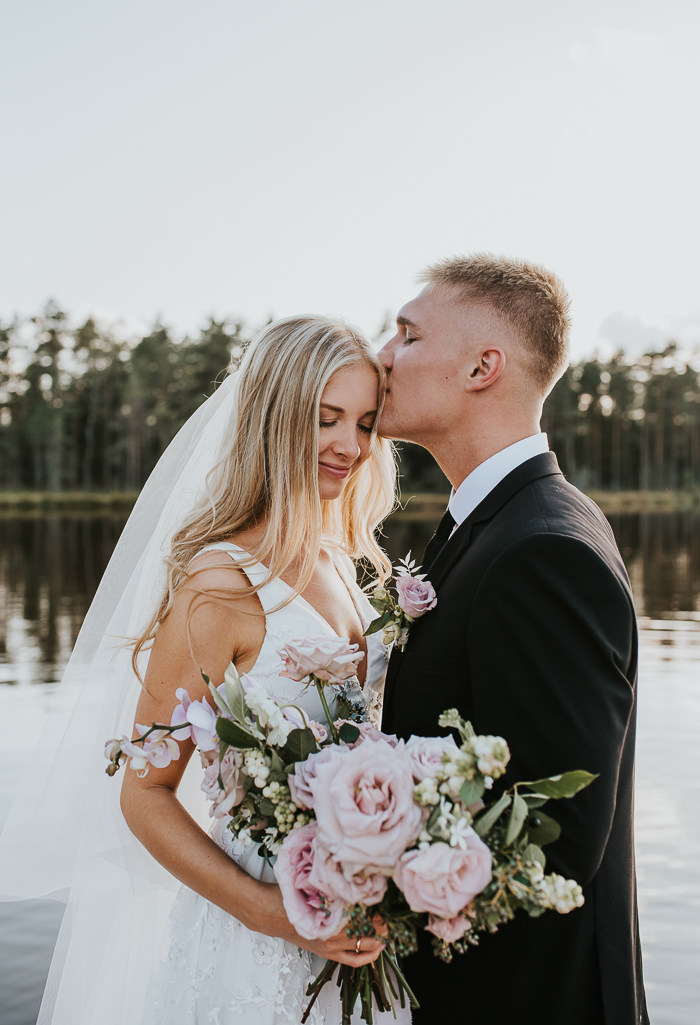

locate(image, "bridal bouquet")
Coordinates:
105 637 595 1025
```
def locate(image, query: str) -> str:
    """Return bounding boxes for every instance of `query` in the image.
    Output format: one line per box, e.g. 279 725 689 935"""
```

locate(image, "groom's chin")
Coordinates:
376 413 404 442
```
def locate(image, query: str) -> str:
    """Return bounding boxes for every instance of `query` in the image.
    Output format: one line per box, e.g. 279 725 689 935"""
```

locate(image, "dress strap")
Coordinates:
188 542 288 613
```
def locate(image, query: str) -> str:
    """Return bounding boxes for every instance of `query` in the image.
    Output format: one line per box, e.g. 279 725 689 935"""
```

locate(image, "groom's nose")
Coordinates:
378 336 395 369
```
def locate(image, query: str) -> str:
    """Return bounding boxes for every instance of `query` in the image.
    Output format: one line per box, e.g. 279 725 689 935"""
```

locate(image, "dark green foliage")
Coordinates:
2 305 699 494
0 303 247 491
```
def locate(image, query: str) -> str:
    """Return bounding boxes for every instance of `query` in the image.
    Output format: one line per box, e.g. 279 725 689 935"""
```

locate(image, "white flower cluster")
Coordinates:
245 685 293 746
437 750 479 797
242 748 271 788
261 780 311 835
429 797 475 850
414 778 440 806
465 735 510 779
537 873 585 914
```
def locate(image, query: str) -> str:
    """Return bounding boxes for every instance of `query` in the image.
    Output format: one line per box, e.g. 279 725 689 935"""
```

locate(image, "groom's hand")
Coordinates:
246 881 386 966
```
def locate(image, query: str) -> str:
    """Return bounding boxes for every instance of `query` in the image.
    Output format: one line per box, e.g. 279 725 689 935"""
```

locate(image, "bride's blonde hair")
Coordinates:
133 315 396 668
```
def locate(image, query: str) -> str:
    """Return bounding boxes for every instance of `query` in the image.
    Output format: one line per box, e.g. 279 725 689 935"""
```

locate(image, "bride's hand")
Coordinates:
243 881 386 967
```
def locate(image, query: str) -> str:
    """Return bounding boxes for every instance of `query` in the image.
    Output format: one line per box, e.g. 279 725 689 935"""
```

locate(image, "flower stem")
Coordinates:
313 676 339 743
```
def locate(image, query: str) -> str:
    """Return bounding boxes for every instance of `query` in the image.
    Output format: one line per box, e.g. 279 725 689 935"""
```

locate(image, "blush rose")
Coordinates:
309 739 422 873
394 837 492 918
273 823 344 940
395 576 437 618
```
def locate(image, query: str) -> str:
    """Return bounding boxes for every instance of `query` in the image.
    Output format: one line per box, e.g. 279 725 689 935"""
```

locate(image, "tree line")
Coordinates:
2 301 700 494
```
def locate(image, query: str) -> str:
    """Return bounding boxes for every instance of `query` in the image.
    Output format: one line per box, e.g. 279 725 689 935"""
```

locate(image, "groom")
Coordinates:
378 255 648 1025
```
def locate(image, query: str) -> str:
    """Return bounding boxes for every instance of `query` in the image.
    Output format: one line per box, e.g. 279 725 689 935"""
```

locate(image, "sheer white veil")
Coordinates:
0 369 241 1025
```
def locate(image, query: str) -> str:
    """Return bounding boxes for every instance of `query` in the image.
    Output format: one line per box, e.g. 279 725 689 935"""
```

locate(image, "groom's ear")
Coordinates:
464 347 506 392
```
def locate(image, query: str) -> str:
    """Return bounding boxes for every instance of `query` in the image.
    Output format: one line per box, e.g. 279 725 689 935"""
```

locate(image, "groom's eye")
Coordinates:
404 335 417 345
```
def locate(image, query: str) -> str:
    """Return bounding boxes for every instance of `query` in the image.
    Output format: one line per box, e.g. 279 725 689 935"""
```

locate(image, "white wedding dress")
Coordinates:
139 542 410 1025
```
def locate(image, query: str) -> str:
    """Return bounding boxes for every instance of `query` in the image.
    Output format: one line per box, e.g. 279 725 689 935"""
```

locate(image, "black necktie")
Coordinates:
422 508 456 571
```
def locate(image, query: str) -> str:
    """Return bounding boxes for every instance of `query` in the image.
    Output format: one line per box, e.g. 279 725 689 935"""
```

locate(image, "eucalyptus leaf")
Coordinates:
338 722 361 744
364 609 394 636
525 810 561 846
505 793 529 845
521 770 598 800
460 776 485 806
473 792 512 837
280 727 319 763
207 679 233 717
215 716 261 749
523 843 546 869
223 662 248 724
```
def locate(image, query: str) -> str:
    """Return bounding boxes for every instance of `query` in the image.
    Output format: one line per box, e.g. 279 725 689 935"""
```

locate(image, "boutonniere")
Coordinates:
364 552 437 650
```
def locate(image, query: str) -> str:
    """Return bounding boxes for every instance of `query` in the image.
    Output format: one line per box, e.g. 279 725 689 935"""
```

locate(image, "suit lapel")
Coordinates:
382 453 562 728
427 451 562 591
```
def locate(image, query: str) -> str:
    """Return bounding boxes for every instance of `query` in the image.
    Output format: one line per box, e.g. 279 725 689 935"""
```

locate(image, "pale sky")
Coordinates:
2 0 699 358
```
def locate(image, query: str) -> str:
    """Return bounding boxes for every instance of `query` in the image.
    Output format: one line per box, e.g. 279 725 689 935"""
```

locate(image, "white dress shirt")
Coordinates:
448 433 550 529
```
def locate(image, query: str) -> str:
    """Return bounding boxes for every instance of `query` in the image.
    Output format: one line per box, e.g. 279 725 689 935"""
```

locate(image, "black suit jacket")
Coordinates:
382 453 648 1025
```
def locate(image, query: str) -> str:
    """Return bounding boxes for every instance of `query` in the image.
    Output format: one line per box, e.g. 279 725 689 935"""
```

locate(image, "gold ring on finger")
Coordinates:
355 938 362 954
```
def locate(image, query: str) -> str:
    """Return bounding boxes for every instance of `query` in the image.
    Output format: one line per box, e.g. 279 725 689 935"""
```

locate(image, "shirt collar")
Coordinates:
448 433 550 528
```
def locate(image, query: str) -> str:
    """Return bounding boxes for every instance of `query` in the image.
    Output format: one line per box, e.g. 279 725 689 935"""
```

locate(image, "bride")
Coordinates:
0 315 408 1025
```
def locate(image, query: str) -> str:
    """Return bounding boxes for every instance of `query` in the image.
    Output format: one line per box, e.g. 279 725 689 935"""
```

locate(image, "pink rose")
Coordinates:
288 745 345 810
200 748 246 817
273 823 344 940
309 739 422 873
395 838 492 918
396 576 437 618
405 735 458 780
309 842 388 906
279 635 364 684
426 912 473 942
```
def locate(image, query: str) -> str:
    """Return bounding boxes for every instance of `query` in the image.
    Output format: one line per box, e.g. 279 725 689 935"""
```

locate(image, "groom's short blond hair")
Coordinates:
419 254 571 393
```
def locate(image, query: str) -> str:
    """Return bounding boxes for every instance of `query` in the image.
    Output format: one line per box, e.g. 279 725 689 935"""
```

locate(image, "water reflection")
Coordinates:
1 511 699 686
0 515 126 685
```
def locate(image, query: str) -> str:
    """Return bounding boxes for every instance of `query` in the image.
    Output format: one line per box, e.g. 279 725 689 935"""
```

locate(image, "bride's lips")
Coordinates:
319 461 351 479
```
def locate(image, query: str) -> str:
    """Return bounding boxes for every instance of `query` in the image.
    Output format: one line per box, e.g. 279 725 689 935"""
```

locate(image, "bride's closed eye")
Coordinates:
320 420 373 434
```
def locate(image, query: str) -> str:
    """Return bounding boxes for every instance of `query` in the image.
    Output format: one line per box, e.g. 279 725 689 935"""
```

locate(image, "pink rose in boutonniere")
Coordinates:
396 574 437 619
364 552 437 651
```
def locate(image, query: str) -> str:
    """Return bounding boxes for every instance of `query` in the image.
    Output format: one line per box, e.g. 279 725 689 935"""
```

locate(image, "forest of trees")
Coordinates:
2 301 700 495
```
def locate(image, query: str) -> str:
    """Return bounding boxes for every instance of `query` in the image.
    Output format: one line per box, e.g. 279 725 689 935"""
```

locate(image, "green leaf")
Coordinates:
364 610 394 636
258 798 276 815
223 662 248 724
521 770 598 800
460 776 485 806
505 793 529 845
207 677 233 717
280 727 319 763
215 716 260 749
523 843 546 869
473 792 512 837
217 739 229 790
521 793 548 809
525 810 561 846
338 722 361 744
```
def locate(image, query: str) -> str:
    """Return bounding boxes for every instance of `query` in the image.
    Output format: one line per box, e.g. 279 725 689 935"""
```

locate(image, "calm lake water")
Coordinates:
1 509 699 1024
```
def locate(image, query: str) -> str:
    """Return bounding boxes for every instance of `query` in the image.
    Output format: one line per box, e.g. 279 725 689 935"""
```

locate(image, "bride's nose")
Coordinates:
332 426 361 461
